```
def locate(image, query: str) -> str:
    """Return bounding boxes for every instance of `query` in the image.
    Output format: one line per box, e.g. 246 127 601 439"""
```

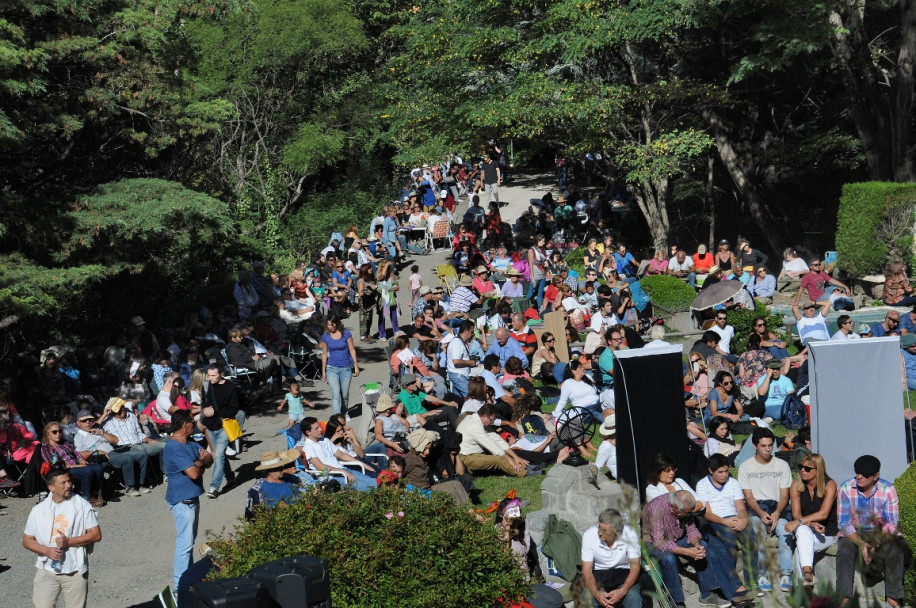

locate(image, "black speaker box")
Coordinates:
246 554 331 608
192 577 272 608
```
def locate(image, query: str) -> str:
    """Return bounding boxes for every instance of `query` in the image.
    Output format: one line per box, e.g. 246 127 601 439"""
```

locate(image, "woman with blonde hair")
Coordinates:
883 260 916 307
647 249 668 275
784 453 838 587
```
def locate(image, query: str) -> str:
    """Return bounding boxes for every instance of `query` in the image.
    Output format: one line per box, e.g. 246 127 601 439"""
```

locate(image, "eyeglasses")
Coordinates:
800 465 816 473
754 323 766 327
810 263 821 267
843 320 853 325
662 466 677 473
544 339 555 343
717 317 727 321
608 337 623 342
721 381 733 386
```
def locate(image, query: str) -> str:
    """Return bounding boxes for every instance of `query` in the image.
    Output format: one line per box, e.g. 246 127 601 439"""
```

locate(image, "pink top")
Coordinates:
648 258 668 275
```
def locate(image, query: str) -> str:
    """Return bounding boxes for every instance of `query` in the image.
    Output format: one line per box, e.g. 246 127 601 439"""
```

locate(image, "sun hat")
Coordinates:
857 324 872 334
506 267 521 277
407 428 439 452
419 285 432 296
458 276 474 287
376 393 396 413
475 265 488 275
255 450 299 471
599 415 616 437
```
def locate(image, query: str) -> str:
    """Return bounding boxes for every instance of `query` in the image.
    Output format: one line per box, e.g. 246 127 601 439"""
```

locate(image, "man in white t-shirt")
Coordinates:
737 427 794 593
299 417 376 491
696 454 752 592
23 468 102 608
667 250 696 287
831 314 860 341
792 299 831 345
581 508 641 608
709 311 737 362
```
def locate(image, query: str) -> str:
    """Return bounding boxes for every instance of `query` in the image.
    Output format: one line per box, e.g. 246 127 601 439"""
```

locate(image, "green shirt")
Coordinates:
398 388 428 415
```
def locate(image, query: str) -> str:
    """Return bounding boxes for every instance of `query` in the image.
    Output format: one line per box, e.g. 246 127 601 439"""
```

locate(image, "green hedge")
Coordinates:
835 182 916 277
209 486 528 608
896 463 916 604
639 274 697 312
565 246 586 276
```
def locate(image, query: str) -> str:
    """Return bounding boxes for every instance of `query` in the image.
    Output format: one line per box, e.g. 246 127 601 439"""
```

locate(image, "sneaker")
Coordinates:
126 488 141 497
779 575 792 592
206 488 218 499
225 446 237 457
294 375 304 382
139 486 152 494
763 416 775 424
757 575 772 595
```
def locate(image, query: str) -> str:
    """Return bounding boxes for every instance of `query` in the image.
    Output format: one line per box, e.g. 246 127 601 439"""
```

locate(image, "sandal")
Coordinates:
802 569 816 587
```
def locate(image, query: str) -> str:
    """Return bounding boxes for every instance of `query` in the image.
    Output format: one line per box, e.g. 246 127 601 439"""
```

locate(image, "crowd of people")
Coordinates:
4 159 916 608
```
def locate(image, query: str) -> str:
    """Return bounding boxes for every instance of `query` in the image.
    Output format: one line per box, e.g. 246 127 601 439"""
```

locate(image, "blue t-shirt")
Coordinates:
164 439 204 505
285 393 304 416
756 375 795 410
260 480 297 508
322 330 354 368
900 314 916 334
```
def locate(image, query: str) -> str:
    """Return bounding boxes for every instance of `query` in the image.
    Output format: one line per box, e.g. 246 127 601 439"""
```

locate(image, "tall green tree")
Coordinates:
383 0 713 248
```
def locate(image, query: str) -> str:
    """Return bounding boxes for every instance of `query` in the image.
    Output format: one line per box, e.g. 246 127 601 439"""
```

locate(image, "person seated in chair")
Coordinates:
101 399 166 477
298 417 377 491
246 449 313 516
74 408 151 498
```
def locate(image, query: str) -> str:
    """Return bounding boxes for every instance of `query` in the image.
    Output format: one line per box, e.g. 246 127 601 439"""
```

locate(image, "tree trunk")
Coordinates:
706 152 715 247
705 111 785 254
631 176 672 252
826 0 916 182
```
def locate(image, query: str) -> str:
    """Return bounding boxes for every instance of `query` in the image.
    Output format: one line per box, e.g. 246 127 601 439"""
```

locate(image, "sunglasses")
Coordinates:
800 465 816 473
49 430 62 434
544 339 555 343
754 323 766 327
663 466 677 473
721 381 733 386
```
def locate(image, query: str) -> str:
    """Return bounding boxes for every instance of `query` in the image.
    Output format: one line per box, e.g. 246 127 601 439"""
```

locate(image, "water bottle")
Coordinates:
50 534 63 573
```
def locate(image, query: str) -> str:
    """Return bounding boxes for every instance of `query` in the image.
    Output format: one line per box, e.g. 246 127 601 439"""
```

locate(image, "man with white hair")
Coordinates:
642 490 753 608
581 508 641 608
643 325 671 349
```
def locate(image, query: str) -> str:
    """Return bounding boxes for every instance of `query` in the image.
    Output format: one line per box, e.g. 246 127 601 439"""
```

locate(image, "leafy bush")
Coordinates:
727 302 787 354
639 274 697 312
895 463 916 604
564 247 586 276
209 486 528 608
835 182 916 277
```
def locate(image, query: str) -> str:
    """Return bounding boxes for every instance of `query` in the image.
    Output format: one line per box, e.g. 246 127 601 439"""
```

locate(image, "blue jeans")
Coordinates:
907 377 916 391
734 439 757 468
169 498 199 590
527 277 547 308
207 427 232 493
815 285 837 301
397 234 425 255
764 403 783 420
346 468 379 491
448 372 469 397
363 443 388 470
69 463 105 500
749 515 794 577
326 364 353 415
109 448 148 489
706 522 753 588
650 537 717 604
766 346 790 360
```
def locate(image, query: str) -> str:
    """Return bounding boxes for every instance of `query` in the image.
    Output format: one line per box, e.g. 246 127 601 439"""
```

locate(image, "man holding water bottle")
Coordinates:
22 468 102 608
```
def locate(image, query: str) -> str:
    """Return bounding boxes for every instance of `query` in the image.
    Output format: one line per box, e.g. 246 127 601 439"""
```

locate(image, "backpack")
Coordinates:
780 393 808 430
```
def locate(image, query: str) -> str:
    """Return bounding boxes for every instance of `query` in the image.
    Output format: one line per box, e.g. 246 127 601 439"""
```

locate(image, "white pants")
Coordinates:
793 524 837 570
599 388 616 410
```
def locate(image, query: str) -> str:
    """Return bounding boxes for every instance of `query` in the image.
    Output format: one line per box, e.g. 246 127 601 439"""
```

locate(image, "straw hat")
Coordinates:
376 393 396 413
599 415 617 437
475 265 489 275
407 428 439 452
506 267 521 277
255 449 299 471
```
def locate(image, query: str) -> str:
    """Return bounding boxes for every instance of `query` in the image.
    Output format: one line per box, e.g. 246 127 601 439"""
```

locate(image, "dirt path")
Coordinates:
0 172 557 607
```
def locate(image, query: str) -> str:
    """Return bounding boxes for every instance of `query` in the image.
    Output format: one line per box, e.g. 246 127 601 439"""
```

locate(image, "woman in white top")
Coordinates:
644 452 704 511
777 248 809 291
550 361 600 456
459 377 488 415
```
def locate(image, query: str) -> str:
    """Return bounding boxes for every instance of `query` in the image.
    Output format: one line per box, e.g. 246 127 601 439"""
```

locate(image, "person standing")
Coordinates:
481 154 501 206
320 315 360 416
23 468 102 608
164 410 212 593
200 364 238 499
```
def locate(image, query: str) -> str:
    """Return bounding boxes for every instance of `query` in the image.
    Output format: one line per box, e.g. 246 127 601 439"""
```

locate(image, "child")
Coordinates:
408 264 422 306
277 382 315 427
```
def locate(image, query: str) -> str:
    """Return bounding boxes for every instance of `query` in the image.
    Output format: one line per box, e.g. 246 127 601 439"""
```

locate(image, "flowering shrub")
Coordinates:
209 486 528 608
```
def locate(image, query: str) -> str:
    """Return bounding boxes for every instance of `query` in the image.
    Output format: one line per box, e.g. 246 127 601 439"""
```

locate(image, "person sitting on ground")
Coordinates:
459 377 490 415
644 452 702 507
551 360 602 438
777 248 808 291
403 428 469 504
667 250 696 287
391 335 445 397
486 301 513 334
748 265 776 303
709 311 737 363
738 427 794 593
642 490 754 608
756 359 795 422
784 453 838 587
580 507 642 608
872 309 907 338
705 371 756 424
473 266 500 299
398 373 459 429
298 417 377 491
703 417 742 466
835 454 912 608
595 416 618 479
373 393 421 457
883 261 916 307
449 276 483 314
690 330 729 361
457 404 529 477
500 267 525 298
796 258 851 307
792 299 832 345
531 332 560 385
74 408 151 498
509 313 538 359
647 249 669 276
486 328 529 371
596 325 628 411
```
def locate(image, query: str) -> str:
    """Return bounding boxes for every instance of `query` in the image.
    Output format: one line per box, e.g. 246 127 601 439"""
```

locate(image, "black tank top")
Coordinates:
798 476 838 536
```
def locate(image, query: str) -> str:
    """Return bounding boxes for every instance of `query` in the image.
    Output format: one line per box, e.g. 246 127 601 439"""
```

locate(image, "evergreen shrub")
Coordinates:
895 463 916 603
835 182 916 277
639 274 697 312
209 486 528 608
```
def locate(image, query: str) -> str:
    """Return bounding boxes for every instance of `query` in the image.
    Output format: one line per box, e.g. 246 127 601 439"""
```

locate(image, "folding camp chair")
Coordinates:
289 334 323 382
428 220 452 252
220 349 257 388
